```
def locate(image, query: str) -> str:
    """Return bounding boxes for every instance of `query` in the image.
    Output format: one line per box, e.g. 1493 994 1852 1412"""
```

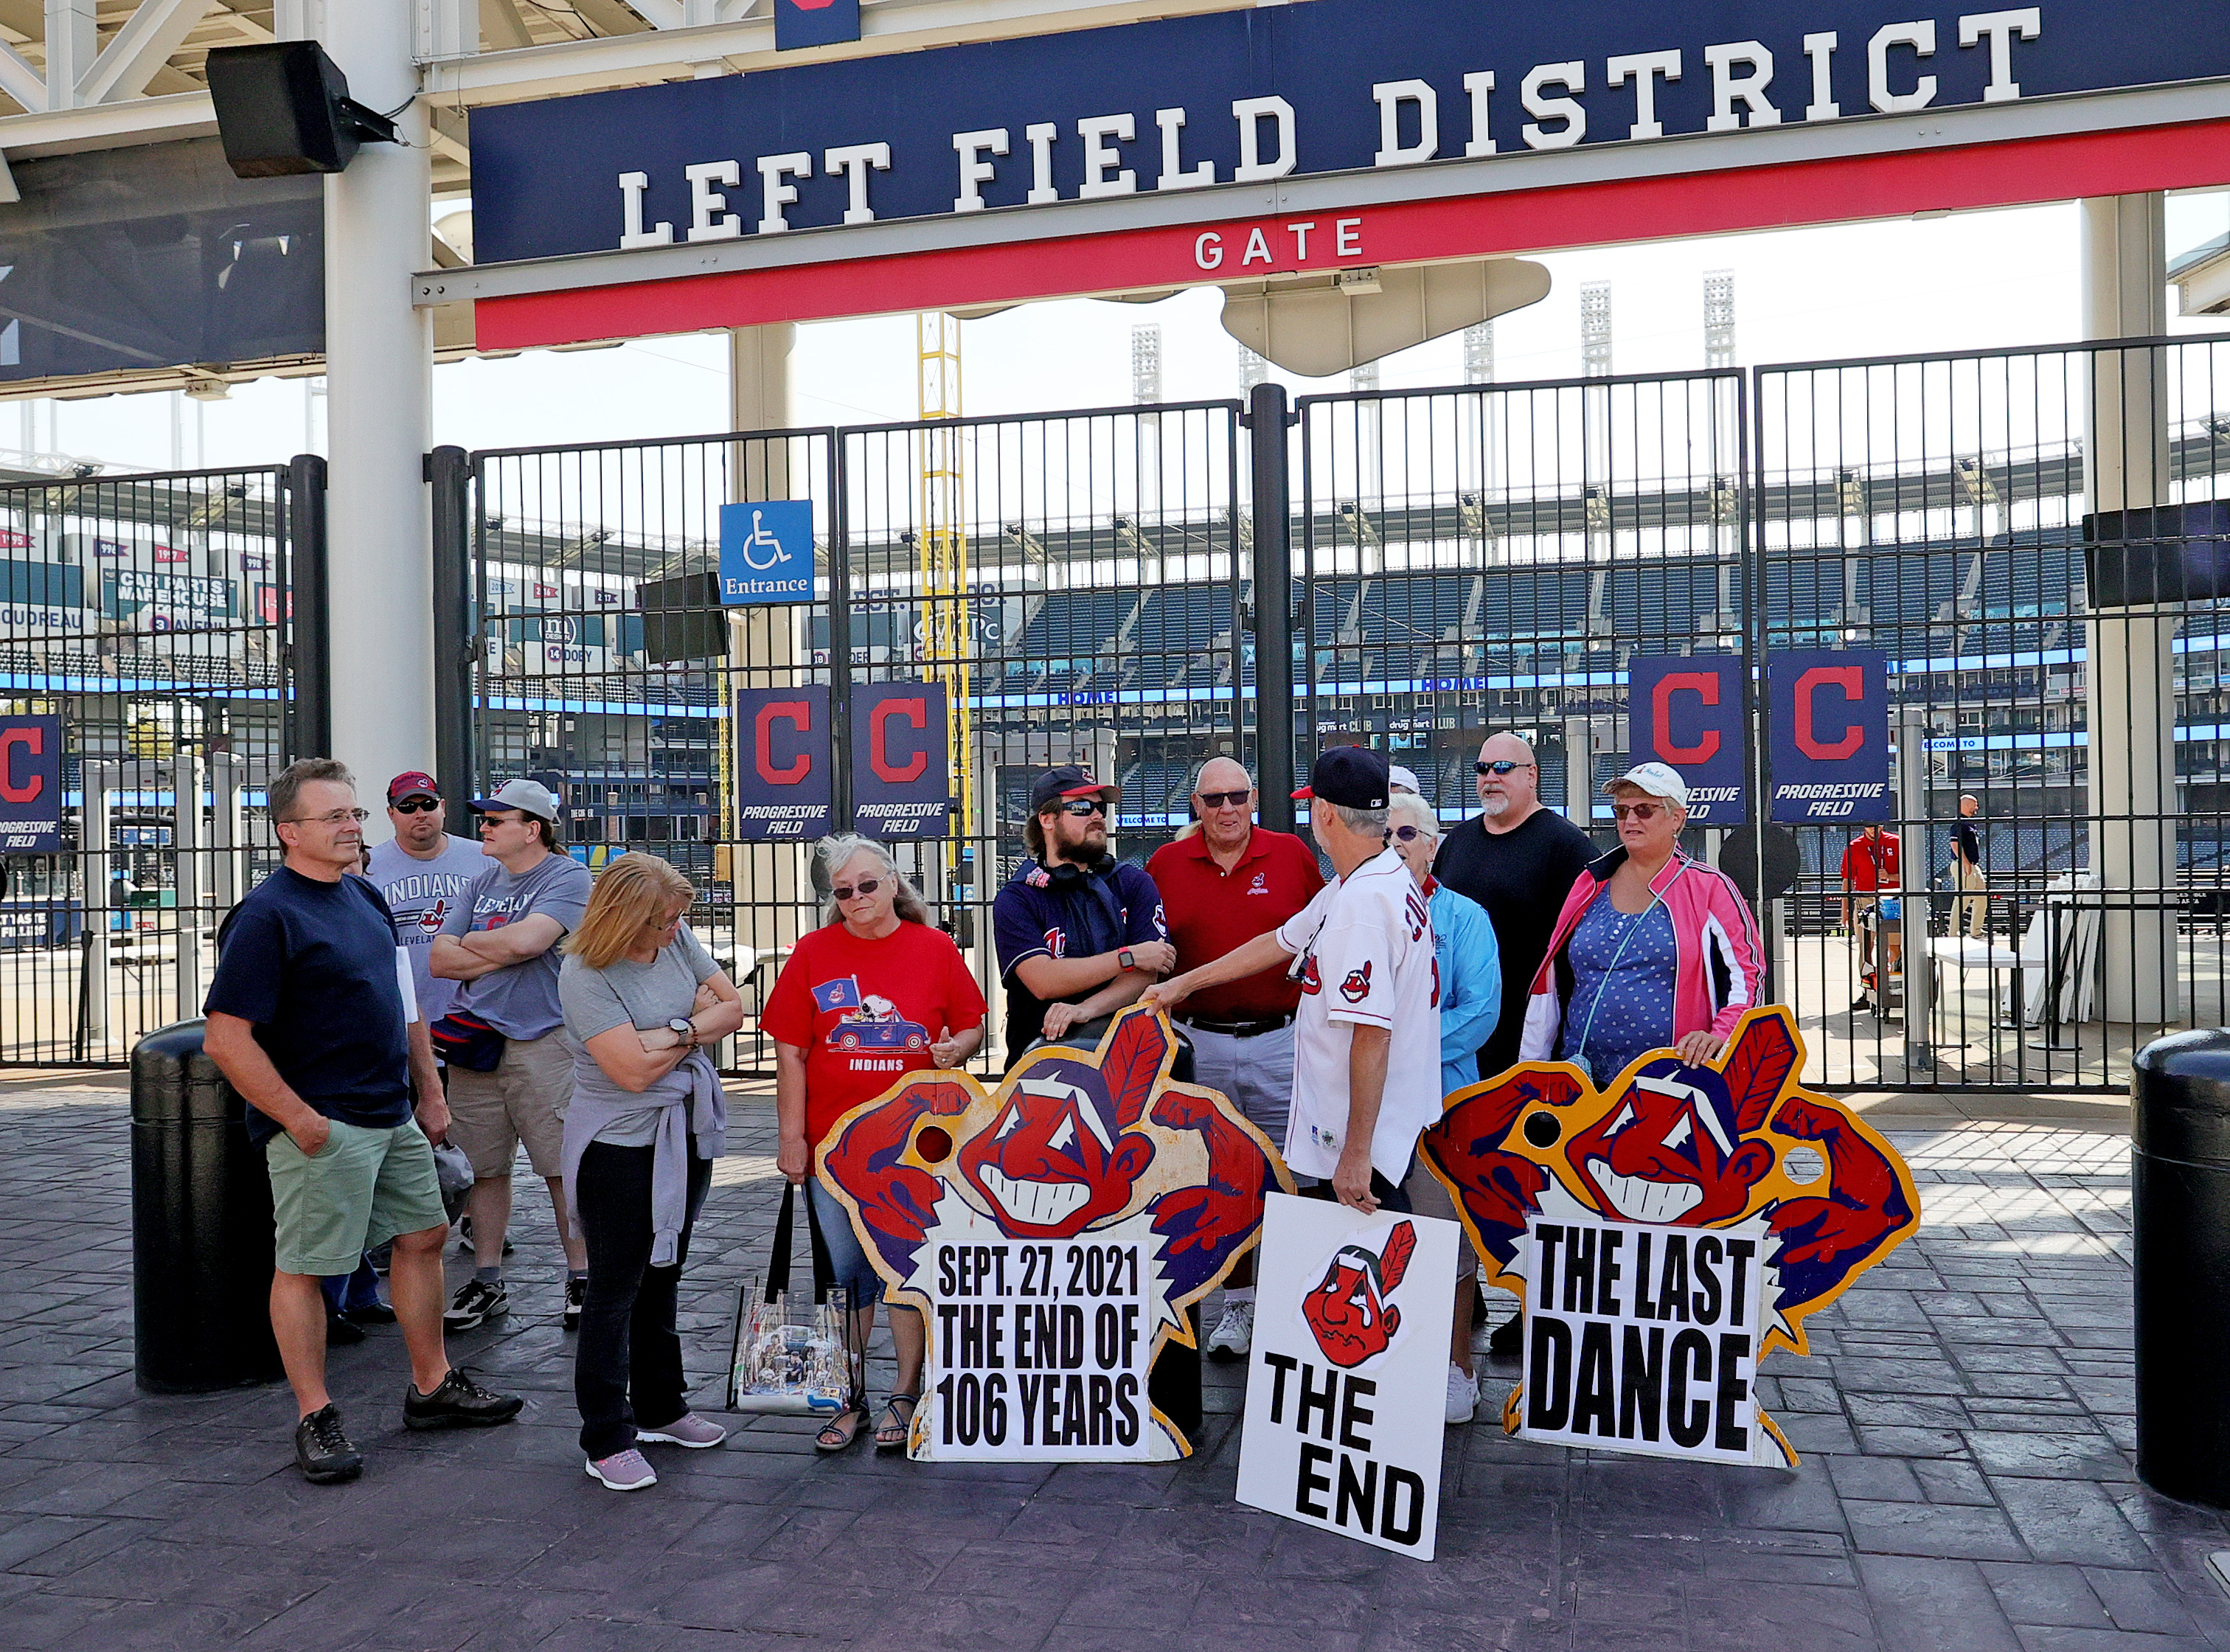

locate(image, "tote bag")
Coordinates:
726 1179 856 1417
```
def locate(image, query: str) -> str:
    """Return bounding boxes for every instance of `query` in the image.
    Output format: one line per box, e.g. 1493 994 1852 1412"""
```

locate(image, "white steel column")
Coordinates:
2080 193 2176 1027
322 0 434 788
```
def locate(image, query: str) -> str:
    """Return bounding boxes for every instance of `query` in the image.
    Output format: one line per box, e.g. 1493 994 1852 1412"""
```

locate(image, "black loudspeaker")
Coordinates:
204 41 399 180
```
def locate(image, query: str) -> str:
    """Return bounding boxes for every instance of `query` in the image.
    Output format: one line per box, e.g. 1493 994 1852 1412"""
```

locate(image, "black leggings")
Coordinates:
572 1142 712 1460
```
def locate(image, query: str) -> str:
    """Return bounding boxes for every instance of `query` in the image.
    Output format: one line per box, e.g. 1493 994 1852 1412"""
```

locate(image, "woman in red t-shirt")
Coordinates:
762 835 987 1453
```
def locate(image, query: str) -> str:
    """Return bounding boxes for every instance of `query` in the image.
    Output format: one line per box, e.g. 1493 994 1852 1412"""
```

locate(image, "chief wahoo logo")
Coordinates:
1300 1220 1417 1369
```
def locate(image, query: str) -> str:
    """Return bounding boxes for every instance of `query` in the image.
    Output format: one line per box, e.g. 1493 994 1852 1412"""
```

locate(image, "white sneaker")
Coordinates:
585 1448 657 1491
1445 1362 1479 1426
1206 1300 1254 1361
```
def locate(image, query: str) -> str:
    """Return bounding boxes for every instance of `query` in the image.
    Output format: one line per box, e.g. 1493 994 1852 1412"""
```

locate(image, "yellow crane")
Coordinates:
916 313 973 841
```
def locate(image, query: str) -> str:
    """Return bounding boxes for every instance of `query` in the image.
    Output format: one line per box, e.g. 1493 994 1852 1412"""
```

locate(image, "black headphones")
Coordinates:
1041 853 1116 884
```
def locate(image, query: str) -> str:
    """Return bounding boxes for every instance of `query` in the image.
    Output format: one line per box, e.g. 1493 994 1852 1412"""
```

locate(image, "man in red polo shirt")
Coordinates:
1840 820 1902 1012
1146 755 1324 1359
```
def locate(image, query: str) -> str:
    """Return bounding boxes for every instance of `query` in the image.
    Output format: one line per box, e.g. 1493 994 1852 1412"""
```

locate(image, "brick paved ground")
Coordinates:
0 1069 2224 1651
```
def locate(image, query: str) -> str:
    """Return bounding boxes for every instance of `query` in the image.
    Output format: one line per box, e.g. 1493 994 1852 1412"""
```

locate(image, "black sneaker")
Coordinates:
325 1312 367 1347
366 1240 393 1275
563 1276 587 1333
443 1277 509 1332
1487 1314 1524 1358
404 1366 524 1431
295 1403 363 1483
456 1217 515 1259
343 1301 397 1326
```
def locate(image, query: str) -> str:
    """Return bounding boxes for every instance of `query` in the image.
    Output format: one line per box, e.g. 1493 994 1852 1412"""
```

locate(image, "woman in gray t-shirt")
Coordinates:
557 853 745 1492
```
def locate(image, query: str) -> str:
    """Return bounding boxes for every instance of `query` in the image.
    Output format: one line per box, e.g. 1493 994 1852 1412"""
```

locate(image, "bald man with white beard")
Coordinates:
1145 757 1323 1359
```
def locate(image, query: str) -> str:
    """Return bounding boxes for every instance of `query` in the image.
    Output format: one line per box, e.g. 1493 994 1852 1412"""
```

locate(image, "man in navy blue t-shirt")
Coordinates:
204 759 522 1484
990 765 1173 1070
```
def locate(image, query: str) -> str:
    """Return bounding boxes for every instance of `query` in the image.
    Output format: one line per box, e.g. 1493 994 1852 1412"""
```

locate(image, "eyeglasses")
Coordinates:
1611 802 1670 822
1475 760 1535 777
391 796 438 814
830 878 883 901
286 808 369 826
1392 825 1434 843
1060 799 1106 817
1196 789 1252 808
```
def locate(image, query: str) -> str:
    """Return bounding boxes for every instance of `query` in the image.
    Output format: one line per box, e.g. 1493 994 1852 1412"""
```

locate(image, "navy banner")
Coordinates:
1626 654 1746 825
776 0 860 50
0 715 60 853
850 681 951 840
734 686 834 840
1768 649 1890 823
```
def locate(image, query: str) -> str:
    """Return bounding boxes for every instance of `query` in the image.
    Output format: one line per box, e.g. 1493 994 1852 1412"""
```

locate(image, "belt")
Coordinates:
1176 1013 1296 1039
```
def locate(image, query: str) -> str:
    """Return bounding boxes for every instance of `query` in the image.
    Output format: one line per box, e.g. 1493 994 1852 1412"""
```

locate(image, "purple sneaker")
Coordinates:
586 1448 657 1491
636 1414 726 1450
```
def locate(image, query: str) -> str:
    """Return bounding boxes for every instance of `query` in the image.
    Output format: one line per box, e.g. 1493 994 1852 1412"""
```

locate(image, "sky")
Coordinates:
15 190 2230 476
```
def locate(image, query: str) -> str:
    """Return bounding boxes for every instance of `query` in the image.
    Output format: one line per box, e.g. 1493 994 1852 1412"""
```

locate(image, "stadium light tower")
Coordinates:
1704 270 1736 369
1131 324 1162 405
1463 321 1495 385
1580 282 1613 378
1580 282 1612 559
1238 342 1268 392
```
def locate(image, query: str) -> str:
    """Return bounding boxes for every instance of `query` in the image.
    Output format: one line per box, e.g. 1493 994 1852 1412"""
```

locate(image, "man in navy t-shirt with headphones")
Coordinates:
991 765 1174 1070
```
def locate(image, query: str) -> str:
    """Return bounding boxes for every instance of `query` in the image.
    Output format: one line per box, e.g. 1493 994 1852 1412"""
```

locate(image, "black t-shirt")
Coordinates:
1955 820 1983 871
1434 807 1599 1082
204 867 412 1145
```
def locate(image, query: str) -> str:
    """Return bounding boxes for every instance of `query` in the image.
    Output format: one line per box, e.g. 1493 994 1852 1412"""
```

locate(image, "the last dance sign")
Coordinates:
1519 1214 1767 1466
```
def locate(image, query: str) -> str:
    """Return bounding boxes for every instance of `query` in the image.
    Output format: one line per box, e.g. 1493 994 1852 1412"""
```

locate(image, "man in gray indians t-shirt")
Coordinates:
365 771 487 1028
428 778 596 1332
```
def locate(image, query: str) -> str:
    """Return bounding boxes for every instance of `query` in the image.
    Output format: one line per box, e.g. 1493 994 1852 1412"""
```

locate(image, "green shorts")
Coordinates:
266 1117 447 1277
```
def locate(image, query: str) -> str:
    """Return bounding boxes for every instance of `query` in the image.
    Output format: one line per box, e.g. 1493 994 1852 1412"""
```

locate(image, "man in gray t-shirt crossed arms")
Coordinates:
431 779 595 1332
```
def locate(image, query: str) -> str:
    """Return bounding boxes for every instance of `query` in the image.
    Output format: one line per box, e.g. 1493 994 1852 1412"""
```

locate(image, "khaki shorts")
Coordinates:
445 1030 572 1179
1403 1156 1477 1276
267 1117 445 1277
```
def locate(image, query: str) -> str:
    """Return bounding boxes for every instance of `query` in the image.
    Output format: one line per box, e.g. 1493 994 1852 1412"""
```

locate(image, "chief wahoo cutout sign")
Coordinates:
816 1006 1293 1461
1421 1007 1920 1468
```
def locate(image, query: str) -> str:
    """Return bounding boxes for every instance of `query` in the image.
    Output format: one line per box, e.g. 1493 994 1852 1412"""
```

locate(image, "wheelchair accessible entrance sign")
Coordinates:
720 500 815 603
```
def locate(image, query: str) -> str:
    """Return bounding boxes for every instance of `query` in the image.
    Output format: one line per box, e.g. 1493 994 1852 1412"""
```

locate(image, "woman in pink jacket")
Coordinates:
1518 762 1765 1081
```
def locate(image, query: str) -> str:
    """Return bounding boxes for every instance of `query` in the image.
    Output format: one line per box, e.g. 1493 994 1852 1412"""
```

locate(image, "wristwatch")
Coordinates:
668 1018 695 1047
1117 946 1136 972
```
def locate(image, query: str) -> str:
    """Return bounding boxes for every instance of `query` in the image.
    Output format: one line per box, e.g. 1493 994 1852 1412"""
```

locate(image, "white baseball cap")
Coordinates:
470 777 562 823
1603 761 1690 808
1387 763 1423 795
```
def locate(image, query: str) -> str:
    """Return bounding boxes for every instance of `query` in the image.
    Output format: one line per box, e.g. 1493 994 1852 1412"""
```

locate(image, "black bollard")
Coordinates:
2132 1029 2230 1507
131 1019 285 1392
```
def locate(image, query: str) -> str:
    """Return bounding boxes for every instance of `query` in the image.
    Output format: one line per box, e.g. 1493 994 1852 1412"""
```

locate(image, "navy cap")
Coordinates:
1029 764 1118 814
1293 746 1390 810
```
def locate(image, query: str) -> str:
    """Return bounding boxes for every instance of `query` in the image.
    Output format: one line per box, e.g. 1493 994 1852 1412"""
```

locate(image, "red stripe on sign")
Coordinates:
475 119 2230 350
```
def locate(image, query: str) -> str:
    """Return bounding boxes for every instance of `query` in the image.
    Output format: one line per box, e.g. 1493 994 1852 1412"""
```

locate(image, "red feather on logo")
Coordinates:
1720 1009 1799 1134
1378 1220 1417 1292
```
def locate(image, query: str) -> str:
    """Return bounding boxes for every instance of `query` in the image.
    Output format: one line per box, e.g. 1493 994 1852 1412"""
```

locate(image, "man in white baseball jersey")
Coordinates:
1145 745 1439 1214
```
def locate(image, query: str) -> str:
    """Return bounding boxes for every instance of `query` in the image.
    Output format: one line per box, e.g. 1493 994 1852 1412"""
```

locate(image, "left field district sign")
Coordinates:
1237 1193 1460 1560
719 499 815 603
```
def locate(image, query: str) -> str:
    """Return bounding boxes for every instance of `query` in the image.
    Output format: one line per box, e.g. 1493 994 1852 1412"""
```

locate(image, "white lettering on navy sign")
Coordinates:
464 0 2169 266
1518 1212 1770 1466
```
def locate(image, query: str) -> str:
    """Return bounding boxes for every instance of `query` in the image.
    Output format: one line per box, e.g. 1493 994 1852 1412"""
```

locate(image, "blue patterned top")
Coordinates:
1557 896 1678 1084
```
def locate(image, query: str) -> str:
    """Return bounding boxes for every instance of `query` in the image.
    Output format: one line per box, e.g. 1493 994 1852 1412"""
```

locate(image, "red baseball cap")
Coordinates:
387 771 440 804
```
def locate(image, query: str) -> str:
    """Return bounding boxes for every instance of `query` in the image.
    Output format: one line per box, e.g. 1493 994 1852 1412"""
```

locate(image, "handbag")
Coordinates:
428 1010 504 1073
726 1179 856 1417
429 1139 475 1223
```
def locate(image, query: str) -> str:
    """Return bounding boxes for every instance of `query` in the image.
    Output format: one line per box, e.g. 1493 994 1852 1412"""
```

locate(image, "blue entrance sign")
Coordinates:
850 681 951 840
1769 648 1889 822
735 685 833 839
0 715 61 853
719 500 816 605
1626 654 1746 825
471 0 2230 265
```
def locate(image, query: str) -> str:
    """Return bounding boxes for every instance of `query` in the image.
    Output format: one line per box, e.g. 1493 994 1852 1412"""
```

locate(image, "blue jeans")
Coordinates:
807 1179 886 1308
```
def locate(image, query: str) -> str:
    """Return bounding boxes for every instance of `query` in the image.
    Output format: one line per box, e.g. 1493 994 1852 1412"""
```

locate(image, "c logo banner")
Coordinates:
0 726 43 804
869 697 930 783
1652 671 1723 765
1793 666 1865 760
754 700 815 785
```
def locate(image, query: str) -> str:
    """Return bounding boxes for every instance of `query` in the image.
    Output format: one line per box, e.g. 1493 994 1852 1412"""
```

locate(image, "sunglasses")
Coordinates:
392 796 439 814
831 878 883 901
1392 824 1434 843
1060 799 1106 817
1611 802 1670 822
1475 760 1535 776
1197 789 1251 808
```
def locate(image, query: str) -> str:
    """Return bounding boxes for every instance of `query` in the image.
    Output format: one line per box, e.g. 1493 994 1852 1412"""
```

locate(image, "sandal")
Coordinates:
875 1392 920 1451
814 1404 866 1454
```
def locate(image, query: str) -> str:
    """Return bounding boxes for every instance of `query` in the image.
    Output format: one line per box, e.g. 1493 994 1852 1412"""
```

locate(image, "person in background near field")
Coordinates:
558 853 745 1492
430 778 595 1333
1841 818 1902 1013
204 759 522 1485
991 765 1173 1069
1145 746 1439 1215
764 836 987 1452
1387 788 1502 1422
1952 794 1989 940
1431 732 1596 1358
1521 762 1766 1080
1145 757 1324 1361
